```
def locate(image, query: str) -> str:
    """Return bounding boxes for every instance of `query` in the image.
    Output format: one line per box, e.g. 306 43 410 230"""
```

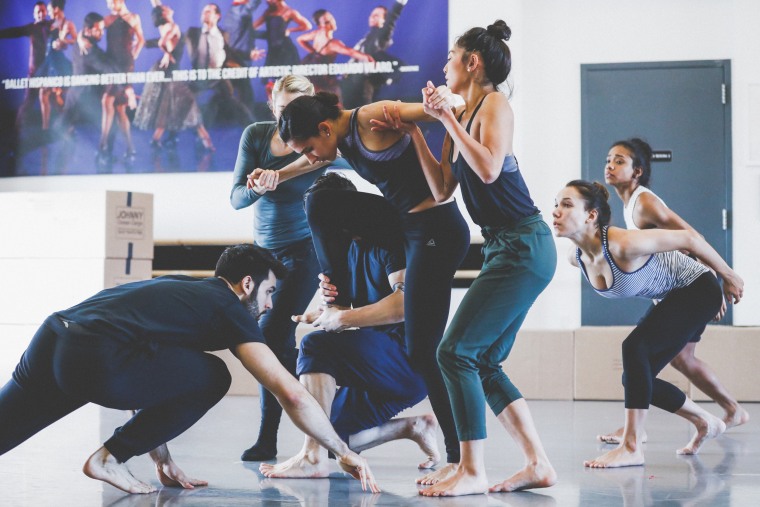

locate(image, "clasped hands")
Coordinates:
291 274 351 333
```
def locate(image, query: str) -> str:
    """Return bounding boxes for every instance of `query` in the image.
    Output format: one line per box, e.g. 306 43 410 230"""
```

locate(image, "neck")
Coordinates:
574 227 604 260
461 83 495 113
614 182 639 206
218 276 242 298
335 109 352 140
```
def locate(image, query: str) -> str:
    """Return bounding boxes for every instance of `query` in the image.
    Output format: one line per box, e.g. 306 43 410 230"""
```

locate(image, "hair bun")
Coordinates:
314 91 340 107
487 20 511 41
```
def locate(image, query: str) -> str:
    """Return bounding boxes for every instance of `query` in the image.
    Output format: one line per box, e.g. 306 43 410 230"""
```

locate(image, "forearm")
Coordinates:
277 377 351 458
278 156 330 182
148 443 171 465
230 183 261 209
409 126 456 202
686 233 733 277
338 291 404 328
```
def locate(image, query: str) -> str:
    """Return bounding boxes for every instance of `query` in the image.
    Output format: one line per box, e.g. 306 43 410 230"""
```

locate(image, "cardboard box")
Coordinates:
574 326 690 400
503 330 574 400
0 258 152 325
0 191 153 260
689 326 760 402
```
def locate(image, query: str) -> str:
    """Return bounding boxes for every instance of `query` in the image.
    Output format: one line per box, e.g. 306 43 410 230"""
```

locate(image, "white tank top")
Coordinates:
623 186 666 230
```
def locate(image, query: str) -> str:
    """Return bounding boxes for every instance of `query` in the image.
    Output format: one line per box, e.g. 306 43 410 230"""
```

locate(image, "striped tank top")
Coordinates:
576 226 707 300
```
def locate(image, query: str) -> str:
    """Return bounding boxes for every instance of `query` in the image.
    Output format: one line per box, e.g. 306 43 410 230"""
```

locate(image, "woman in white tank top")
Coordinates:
601 137 748 443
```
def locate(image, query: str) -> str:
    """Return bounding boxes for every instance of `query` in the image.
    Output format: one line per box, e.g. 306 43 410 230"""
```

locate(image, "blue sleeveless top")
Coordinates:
577 226 708 300
338 108 432 213
449 95 538 227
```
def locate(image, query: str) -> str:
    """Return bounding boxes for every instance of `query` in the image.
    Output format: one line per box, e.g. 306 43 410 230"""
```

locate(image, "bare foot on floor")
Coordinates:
83 446 156 494
677 413 726 455
597 427 648 445
584 444 645 468
419 465 488 497
407 414 441 469
723 406 750 430
489 462 557 493
259 451 330 479
416 462 457 485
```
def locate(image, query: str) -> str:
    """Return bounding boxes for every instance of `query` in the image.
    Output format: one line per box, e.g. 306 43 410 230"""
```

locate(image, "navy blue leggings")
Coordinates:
255 238 321 439
305 189 469 463
0 316 231 462
622 273 722 411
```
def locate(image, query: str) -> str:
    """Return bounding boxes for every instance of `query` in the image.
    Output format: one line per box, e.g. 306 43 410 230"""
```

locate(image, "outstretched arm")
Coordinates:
327 39 374 62
612 227 744 304
235 342 380 492
246 156 332 192
370 103 458 202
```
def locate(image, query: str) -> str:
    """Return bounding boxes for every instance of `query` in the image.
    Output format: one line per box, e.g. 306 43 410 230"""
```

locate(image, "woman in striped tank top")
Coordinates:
553 180 743 468
599 138 748 445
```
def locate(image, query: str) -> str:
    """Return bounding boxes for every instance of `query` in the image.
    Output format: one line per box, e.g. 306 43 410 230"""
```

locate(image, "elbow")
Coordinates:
280 387 308 412
433 191 450 203
479 171 499 185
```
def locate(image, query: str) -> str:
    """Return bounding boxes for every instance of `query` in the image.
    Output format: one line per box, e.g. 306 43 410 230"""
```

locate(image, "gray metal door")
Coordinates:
580 60 732 325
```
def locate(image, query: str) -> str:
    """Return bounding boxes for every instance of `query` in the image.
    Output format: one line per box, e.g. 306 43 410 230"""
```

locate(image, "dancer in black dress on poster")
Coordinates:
133 2 214 152
253 0 310 95
98 0 143 165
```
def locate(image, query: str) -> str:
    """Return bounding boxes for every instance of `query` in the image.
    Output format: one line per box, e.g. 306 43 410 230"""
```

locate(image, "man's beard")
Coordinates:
244 287 269 320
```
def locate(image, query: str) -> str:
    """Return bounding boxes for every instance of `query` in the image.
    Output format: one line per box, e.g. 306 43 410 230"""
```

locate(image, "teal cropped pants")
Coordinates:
437 214 556 441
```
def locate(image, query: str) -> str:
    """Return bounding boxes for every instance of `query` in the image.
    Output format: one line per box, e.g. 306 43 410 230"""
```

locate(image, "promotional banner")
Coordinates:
0 0 448 176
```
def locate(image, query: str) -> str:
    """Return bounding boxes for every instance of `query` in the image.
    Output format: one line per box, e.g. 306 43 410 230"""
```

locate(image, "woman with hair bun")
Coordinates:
598 138 748 444
257 78 472 478
372 20 557 496
553 180 743 468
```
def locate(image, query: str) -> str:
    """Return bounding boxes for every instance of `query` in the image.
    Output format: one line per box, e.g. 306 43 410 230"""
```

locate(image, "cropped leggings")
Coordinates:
255 238 321 440
437 216 557 441
305 188 469 463
0 316 231 462
622 272 722 411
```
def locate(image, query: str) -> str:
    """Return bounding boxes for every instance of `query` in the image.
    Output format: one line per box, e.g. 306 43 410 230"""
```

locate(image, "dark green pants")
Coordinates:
437 214 556 441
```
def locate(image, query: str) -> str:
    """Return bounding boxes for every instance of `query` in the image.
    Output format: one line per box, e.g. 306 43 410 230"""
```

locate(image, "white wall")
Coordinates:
2 0 758 326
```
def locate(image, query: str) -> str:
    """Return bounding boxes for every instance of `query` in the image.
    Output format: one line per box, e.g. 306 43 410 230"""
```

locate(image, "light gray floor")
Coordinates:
1 397 757 506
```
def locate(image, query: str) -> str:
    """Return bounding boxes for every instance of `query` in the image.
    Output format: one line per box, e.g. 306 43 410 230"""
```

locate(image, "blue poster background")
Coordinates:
0 0 448 176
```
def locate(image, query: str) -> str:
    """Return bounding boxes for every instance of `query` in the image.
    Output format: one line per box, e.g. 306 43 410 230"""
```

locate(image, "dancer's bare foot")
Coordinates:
584 443 645 468
597 427 648 445
723 405 750 430
259 450 330 479
83 446 156 494
419 464 488 497
489 461 557 493
416 462 457 485
407 414 440 469
677 413 726 455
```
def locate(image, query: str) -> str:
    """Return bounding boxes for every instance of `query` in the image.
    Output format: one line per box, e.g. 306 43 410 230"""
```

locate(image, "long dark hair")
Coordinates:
278 92 341 143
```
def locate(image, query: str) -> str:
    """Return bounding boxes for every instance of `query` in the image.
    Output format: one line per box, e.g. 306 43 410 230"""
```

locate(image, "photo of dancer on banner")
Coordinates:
0 0 445 177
